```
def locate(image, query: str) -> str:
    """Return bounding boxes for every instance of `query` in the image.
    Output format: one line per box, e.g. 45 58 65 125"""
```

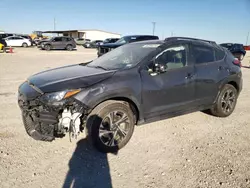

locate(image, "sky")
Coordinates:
0 0 250 44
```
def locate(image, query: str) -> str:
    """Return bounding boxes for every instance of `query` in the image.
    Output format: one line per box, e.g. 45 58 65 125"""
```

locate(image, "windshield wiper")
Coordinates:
87 65 109 71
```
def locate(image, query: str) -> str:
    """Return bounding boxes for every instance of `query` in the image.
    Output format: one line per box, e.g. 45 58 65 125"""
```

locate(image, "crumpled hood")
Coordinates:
28 64 115 93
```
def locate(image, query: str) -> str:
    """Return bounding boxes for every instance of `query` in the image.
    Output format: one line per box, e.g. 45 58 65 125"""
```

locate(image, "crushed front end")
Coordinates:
18 81 88 141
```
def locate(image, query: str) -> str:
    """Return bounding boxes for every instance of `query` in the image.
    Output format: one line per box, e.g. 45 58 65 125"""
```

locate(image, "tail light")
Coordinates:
233 58 241 67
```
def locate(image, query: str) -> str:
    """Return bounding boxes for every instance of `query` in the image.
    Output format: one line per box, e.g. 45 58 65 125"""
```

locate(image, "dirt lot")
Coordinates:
0 47 250 188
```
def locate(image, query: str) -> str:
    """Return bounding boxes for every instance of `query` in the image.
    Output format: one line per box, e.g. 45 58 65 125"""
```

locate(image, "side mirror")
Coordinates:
153 61 167 73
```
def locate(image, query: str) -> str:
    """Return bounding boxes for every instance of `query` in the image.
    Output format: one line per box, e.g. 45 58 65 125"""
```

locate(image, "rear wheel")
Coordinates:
210 84 238 117
44 44 51 51
66 44 73 51
85 100 135 153
22 43 28 48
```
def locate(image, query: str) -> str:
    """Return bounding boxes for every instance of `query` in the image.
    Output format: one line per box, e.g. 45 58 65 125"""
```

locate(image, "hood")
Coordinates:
28 64 115 93
38 39 50 44
99 42 123 48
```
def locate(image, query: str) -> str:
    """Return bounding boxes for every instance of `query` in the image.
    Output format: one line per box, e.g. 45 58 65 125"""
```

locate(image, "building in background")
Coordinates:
42 29 121 41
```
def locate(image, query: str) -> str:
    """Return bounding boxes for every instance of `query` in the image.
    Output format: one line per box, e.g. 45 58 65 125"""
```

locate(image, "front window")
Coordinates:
87 43 161 70
53 37 63 42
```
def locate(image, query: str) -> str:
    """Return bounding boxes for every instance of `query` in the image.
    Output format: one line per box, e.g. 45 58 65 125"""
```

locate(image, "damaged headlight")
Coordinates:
41 89 81 103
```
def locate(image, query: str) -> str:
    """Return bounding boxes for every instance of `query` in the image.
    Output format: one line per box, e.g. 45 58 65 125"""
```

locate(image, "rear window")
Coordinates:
193 45 215 64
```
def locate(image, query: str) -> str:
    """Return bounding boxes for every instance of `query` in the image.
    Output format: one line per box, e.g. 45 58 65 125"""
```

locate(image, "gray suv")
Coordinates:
41 36 76 51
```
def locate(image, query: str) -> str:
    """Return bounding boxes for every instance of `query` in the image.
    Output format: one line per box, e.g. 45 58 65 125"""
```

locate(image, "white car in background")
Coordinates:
4 36 31 47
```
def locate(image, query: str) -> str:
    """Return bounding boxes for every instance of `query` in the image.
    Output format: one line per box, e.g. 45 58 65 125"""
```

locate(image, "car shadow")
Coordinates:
62 115 116 188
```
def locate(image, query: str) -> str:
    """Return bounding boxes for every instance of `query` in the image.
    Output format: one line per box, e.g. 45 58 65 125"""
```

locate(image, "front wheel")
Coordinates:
85 100 135 153
210 84 238 117
44 44 51 51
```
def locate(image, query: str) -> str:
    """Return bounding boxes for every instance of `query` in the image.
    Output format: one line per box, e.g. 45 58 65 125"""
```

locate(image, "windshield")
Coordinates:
87 43 161 70
115 36 129 44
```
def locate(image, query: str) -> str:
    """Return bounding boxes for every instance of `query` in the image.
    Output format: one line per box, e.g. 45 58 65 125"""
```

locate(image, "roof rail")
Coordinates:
164 37 216 44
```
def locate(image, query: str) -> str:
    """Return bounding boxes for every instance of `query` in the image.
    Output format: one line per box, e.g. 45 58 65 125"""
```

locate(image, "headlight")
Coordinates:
41 89 81 103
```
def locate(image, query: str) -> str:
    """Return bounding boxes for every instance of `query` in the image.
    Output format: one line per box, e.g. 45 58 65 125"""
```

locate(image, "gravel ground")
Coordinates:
0 47 250 188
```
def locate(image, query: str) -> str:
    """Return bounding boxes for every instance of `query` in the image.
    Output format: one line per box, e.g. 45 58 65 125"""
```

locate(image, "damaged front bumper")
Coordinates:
18 81 88 142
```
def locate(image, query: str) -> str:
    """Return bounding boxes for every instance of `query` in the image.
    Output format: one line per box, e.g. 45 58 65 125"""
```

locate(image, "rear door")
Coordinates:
192 43 228 105
15 37 25 46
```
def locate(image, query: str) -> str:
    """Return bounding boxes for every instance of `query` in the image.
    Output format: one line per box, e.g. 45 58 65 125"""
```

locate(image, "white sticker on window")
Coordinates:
142 44 160 48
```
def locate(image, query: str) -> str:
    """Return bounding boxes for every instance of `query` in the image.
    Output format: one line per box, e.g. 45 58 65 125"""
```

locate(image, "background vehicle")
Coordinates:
30 31 49 40
40 36 76 51
0 38 7 52
83 40 103 48
244 45 250 51
4 36 31 47
74 38 91 45
220 43 246 61
16 34 34 46
0 33 14 39
99 38 120 45
18 37 242 153
97 35 159 56
37 38 51 48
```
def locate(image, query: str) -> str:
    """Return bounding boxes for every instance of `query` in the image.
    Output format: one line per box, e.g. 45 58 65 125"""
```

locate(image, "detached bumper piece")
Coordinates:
22 112 56 141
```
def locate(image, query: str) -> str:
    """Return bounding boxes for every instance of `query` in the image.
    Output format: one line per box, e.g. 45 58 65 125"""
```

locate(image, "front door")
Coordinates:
140 43 196 119
6 37 16 46
52 37 63 49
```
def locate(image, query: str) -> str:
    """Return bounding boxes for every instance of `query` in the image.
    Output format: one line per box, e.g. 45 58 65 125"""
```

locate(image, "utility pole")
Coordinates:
246 31 249 45
171 31 174 36
152 22 156 35
54 17 56 31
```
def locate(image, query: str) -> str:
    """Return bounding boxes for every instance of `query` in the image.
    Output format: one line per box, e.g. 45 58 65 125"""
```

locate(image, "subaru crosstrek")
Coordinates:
18 37 242 153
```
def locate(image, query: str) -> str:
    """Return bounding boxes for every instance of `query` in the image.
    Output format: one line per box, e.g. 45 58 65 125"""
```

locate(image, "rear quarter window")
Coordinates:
215 48 225 61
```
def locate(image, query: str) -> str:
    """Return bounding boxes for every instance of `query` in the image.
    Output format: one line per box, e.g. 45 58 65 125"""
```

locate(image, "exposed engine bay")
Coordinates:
18 81 88 142
21 99 87 142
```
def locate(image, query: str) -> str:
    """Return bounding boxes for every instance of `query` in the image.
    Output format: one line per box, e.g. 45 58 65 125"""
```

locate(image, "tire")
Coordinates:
85 100 135 153
44 44 51 51
210 84 238 117
66 44 73 51
22 43 28 48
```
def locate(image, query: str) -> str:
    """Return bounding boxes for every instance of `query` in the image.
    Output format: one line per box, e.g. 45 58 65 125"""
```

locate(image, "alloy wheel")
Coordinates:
221 89 236 114
99 110 130 147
